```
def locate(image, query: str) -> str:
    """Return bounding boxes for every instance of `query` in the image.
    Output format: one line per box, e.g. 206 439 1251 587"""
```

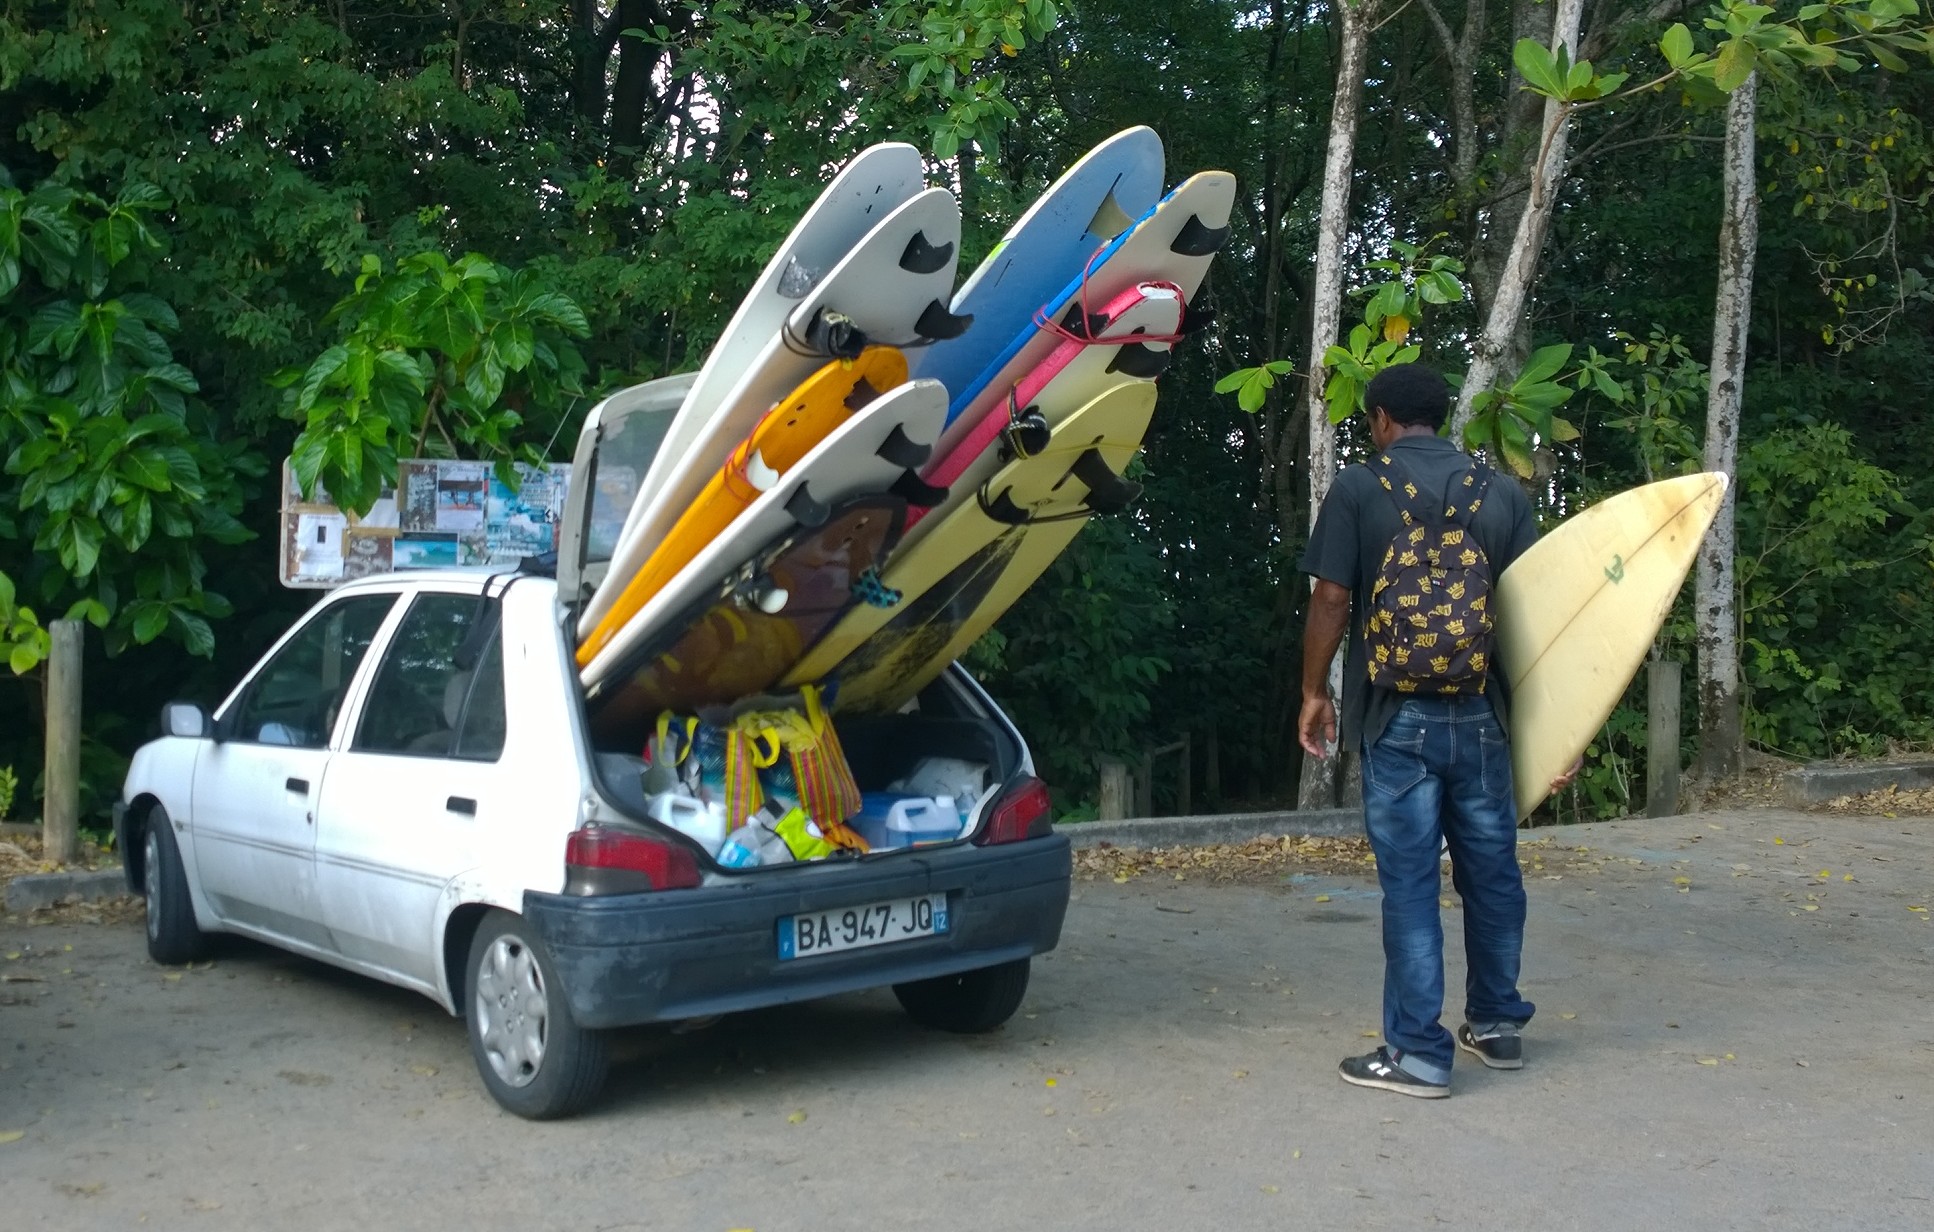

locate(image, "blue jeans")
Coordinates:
1361 696 1534 1083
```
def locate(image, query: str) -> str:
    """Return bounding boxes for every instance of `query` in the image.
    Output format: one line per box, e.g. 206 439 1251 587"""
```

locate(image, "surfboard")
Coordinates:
589 347 909 643
1495 471 1730 819
585 495 907 740
905 281 1182 537
907 126 1164 402
580 143 926 639
579 379 951 683
781 382 1159 708
585 187 965 647
903 172 1233 555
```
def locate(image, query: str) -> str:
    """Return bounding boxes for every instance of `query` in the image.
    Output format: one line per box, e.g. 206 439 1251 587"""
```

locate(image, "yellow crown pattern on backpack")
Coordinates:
1364 456 1496 695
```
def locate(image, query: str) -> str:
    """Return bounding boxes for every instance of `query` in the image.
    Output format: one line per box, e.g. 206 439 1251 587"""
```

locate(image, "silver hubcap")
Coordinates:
474 935 548 1088
143 826 162 941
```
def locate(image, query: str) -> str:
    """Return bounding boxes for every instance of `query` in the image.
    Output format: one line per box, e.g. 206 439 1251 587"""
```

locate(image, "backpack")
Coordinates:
1363 453 1496 695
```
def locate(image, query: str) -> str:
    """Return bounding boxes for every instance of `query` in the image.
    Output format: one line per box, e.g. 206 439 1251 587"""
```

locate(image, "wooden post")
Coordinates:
1098 759 1131 822
1647 659 1683 819
1204 724 1220 806
43 619 83 865
1136 751 1153 820
1177 732 1192 818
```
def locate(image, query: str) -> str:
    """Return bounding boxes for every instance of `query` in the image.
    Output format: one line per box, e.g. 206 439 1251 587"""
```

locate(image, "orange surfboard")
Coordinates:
576 347 908 667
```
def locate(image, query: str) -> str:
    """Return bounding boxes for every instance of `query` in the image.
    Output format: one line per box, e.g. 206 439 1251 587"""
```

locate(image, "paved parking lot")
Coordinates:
2 808 1930 1231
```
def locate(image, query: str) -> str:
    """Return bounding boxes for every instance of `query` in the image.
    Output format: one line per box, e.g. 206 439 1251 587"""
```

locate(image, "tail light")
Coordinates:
973 775 1053 846
565 825 701 893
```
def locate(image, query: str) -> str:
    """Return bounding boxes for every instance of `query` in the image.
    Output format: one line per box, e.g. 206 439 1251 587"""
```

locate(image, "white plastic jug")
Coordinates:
649 790 727 855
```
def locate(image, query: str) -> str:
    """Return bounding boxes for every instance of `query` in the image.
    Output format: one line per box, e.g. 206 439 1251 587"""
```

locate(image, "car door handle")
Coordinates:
286 777 309 795
446 796 477 816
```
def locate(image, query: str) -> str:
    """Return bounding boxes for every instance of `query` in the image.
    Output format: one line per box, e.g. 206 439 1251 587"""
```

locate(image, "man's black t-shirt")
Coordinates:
1297 434 1539 751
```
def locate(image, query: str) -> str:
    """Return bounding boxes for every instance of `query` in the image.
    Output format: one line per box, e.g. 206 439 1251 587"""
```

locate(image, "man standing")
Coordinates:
1298 363 1569 1099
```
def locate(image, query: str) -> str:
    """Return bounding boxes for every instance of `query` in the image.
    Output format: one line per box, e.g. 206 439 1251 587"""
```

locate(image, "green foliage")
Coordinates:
0 172 256 661
1461 344 1582 477
1735 421 1933 754
274 252 590 516
0 763 15 820
1512 38 1630 103
1218 240 1467 422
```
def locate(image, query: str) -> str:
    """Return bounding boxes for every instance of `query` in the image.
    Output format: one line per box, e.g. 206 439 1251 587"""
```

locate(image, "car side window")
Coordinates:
229 595 397 748
354 594 504 760
452 632 506 762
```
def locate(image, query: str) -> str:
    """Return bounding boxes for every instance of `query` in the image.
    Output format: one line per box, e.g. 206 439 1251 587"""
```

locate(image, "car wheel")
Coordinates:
464 911 608 1120
141 806 210 965
893 957 1031 1034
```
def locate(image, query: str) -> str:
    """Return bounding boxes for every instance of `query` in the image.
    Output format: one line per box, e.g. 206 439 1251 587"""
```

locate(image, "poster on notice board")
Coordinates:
279 458 572 589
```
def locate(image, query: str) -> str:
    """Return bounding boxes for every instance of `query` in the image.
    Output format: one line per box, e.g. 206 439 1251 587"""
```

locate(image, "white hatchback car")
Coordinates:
114 377 1072 1119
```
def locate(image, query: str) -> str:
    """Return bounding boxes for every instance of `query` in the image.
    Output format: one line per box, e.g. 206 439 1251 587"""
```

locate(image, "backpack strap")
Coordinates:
1370 453 1493 530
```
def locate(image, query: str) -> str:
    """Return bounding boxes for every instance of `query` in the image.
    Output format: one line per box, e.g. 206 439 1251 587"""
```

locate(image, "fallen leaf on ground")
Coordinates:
1560 1013 1577 1020
1697 1058 1719 1066
787 1110 807 1124
0 1130 24 1144
1261 1185 1280 1194
409 1064 438 1077
1314 895 1331 903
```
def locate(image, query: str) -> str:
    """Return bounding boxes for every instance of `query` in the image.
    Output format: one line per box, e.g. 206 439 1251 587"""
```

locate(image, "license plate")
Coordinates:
777 893 949 960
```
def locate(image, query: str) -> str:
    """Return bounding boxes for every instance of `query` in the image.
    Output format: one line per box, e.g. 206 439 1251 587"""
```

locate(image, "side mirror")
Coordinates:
162 701 211 740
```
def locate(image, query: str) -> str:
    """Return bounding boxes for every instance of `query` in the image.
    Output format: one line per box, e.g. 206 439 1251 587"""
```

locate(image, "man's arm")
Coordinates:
1298 579 1352 758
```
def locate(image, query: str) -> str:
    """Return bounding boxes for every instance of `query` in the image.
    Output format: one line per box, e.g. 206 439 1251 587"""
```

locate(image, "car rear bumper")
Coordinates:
522 835 1072 1030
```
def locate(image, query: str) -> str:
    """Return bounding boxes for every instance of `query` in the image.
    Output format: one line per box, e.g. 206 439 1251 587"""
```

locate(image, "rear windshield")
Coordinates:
583 405 675 564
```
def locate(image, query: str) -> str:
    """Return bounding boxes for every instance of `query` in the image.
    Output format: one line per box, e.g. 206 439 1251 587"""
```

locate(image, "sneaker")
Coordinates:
1456 1022 1524 1070
1338 1048 1449 1099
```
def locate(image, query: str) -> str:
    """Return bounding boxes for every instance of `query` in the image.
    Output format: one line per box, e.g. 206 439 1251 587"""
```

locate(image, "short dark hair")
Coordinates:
1364 363 1450 430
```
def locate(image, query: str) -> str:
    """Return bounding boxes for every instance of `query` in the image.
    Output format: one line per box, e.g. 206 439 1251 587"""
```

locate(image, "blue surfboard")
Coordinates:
907 127 1164 411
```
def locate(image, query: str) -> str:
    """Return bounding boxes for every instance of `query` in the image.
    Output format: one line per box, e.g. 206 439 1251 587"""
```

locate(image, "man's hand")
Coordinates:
1550 755 1585 792
1299 693 1337 760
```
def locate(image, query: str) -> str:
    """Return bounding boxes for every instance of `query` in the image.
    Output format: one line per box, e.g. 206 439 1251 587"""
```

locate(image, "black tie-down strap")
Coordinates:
976 448 1144 527
790 307 870 360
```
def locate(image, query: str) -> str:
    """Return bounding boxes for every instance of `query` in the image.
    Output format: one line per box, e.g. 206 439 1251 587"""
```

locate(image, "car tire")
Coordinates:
141 806 210 965
893 957 1031 1034
464 911 608 1120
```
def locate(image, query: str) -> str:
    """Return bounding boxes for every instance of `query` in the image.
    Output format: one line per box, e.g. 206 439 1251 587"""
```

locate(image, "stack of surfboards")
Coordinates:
573 130 1233 731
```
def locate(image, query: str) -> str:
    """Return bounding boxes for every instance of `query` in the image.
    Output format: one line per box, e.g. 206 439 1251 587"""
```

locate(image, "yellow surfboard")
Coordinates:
786 381 1158 712
1494 471 1729 819
577 347 907 668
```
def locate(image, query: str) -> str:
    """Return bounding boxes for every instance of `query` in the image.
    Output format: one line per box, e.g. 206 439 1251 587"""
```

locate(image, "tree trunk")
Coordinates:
1450 0 1585 439
1694 72 1758 784
1296 0 1379 811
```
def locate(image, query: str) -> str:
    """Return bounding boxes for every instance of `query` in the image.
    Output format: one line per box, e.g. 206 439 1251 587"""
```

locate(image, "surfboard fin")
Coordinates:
874 423 933 471
1105 343 1172 380
784 483 831 528
796 308 869 359
1059 303 1112 339
914 299 973 342
898 231 956 275
1180 302 1217 334
844 376 884 411
1071 449 1143 515
977 486 1031 526
888 470 949 509
1170 215 1231 257
1086 188 1136 243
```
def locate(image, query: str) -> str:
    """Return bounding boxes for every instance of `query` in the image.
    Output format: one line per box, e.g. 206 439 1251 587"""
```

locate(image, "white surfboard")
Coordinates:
580 379 952 690
1495 471 1730 819
580 143 927 637
583 188 964 642
908 126 1164 404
